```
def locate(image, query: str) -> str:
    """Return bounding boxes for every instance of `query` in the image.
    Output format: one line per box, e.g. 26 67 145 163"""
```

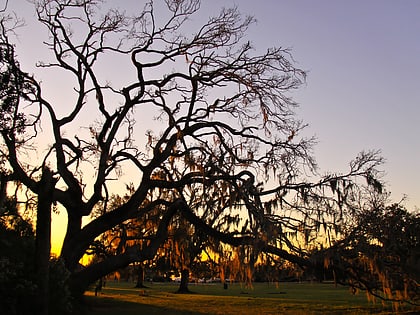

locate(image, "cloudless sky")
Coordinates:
214 0 420 209
5 0 420 252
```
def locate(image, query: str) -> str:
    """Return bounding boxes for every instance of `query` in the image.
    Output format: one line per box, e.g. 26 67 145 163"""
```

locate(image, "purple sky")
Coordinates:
5 0 420 251
214 0 420 209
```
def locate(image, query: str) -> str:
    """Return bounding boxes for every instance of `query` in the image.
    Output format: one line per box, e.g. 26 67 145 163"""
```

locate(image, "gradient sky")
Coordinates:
213 0 420 209
5 0 420 252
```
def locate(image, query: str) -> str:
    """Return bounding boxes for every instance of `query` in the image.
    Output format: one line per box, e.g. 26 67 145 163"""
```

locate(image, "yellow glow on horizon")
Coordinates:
51 210 67 256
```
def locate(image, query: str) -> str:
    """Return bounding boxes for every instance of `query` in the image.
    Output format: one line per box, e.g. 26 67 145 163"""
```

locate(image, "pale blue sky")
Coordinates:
6 0 420 212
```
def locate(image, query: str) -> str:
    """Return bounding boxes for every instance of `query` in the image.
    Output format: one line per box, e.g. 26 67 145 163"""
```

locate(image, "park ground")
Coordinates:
83 281 420 315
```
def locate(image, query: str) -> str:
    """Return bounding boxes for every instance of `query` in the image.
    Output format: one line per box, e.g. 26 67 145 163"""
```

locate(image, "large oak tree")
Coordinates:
0 0 384 301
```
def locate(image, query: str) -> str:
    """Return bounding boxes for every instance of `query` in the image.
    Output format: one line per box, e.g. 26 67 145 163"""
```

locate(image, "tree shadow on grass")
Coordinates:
83 295 214 315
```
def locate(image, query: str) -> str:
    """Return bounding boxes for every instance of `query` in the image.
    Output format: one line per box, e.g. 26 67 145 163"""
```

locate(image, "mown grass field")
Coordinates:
84 281 419 315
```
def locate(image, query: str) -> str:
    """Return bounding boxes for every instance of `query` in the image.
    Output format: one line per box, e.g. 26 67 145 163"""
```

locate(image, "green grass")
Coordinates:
84 281 420 315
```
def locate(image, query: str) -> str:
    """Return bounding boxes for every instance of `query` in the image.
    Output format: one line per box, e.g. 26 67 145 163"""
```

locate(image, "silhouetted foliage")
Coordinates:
0 199 72 315
0 199 36 315
320 203 419 307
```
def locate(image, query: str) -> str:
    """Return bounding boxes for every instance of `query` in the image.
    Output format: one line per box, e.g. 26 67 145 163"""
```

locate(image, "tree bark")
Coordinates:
35 167 56 315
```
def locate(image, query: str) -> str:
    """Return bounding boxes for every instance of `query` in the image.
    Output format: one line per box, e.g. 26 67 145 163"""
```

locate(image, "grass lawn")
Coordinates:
84 281 419 315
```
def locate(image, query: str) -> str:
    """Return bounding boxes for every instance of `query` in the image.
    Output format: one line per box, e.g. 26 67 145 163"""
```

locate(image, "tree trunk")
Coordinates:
35 168 56 315
135 264 147 288
176 269 191 294
60 214 83 272
0 172 7 214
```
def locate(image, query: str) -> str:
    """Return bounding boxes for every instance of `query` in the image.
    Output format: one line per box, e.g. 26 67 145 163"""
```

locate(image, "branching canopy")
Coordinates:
0 0 388 298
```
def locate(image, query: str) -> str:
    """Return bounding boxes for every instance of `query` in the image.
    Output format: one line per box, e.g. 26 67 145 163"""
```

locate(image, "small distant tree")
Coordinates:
253 256 290 283
164 216 196 293
190 260 214 282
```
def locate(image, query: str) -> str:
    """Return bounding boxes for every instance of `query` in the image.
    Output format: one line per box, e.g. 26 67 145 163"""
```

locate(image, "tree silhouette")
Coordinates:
322 202 420 308
0 0 384 301
0 195 72 315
